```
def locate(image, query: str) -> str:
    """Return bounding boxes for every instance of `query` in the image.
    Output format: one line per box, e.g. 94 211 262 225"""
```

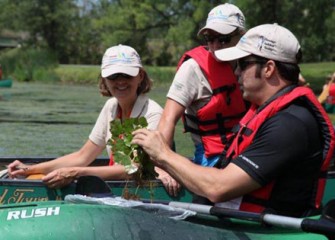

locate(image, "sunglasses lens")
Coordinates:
238 60 267 71
238 60 247 71
106 75 117 80
122 74 132 79
203 35 213 42
107 73 132 80
204 34 233 44
218 35 231 44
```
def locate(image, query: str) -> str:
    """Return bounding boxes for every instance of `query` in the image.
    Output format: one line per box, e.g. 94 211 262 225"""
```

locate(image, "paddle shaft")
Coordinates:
169 202 335 238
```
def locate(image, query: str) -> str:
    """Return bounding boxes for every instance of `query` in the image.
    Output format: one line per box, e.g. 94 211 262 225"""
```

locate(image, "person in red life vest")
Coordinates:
132 24 335 217
8 45 163 188
323 72 335 113
157 3 248 198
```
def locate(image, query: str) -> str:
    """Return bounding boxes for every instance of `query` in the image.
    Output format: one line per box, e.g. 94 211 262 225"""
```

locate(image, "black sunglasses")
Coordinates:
106 73 133 81
203 32 238 44
237 59 268 71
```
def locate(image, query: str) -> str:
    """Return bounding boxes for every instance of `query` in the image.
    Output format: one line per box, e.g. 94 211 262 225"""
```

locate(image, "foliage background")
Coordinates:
0 0 334 72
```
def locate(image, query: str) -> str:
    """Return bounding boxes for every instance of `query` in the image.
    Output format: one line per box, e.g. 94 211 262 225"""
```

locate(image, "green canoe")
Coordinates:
0 199 333 240
0 157 334 239
0 78 12 88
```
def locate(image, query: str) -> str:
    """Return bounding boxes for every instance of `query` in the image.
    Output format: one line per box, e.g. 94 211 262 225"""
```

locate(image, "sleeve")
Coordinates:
145 99 163 130
233 112 309 186
89 99 115 147
167 59 209 107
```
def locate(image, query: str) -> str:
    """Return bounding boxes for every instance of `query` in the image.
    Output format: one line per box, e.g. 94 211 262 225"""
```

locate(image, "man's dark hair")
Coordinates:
252 53 301 83
274 61 300 84
275 48 302 84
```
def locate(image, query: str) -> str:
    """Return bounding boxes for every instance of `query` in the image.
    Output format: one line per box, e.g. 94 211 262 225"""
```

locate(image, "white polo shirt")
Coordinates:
89 94 163 156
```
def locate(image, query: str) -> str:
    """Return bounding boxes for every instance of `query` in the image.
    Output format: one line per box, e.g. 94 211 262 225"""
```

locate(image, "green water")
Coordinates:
0 81 193 157
0 82 107 157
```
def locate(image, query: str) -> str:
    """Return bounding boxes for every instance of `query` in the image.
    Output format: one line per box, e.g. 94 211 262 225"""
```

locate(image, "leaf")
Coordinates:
108 117 157 180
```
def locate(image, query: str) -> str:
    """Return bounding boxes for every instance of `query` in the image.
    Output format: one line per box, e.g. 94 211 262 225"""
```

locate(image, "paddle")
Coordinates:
169 201 335 240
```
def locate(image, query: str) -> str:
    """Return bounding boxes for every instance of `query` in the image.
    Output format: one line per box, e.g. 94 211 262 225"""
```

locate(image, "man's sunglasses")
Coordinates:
203 32 238 44
237 59 268 71
106 73 133 81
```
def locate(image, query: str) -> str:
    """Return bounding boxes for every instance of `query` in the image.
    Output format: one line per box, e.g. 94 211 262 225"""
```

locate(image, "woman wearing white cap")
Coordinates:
8 45 163 188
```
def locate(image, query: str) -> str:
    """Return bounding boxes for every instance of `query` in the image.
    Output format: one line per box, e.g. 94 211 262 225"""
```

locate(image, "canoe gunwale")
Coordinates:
0 156 109 166
2 178 154 189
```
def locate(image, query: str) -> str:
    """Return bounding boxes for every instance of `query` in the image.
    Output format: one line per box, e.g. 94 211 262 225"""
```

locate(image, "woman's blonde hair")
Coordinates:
98 68 153 97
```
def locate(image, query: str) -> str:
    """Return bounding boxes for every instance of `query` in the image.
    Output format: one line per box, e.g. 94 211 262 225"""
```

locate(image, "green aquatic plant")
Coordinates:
108 117 158 180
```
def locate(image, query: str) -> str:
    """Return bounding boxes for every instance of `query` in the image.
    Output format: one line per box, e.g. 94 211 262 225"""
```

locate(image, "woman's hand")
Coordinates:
7 160 31 179
156 167 181 197
42 167 78 188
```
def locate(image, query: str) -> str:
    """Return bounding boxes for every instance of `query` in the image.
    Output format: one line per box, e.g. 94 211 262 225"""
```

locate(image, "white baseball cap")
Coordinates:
101 44 142 78
198 3 245 35
215 23 301 63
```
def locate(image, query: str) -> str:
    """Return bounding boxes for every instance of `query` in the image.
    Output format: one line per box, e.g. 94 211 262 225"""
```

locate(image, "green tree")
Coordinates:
1 0 334 65
92 0 220 65
0 0 102 64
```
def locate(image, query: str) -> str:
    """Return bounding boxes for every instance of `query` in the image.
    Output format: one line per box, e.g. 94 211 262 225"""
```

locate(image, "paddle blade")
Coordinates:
301 218 335 239
75 176 113 197
318 86 329 104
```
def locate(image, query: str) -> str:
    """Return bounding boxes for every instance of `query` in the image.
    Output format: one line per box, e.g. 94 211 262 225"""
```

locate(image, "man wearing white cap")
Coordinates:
157 3 248 198
132 24 335 217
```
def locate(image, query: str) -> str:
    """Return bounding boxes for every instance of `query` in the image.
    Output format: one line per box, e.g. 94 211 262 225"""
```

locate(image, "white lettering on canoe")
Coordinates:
6 207 60 220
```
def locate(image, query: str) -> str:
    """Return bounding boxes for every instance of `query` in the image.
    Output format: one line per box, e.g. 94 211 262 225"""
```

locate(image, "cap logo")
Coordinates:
207 9 229 22
236 13 245 26
105 52 139 65
240 35 247 44
257 36 265 51
256 36 276 53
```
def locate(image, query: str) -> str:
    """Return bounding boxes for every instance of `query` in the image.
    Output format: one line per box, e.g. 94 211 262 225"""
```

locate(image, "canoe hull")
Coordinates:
0 200 327 240
0 157 332 239
0 79 12 88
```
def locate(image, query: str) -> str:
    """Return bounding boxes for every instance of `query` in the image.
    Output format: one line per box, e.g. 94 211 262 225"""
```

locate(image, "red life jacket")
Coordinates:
177 46 246 158
109 154 114 166
225 86 335 213
327 83 335 104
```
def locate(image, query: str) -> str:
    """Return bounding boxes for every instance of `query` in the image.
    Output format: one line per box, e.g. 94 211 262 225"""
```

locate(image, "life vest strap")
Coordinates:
184 125 231 136
212 84 236 105
184 112 244 125
242 195 269 208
